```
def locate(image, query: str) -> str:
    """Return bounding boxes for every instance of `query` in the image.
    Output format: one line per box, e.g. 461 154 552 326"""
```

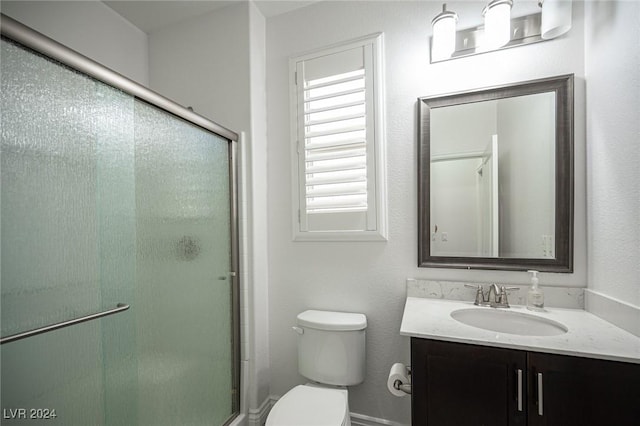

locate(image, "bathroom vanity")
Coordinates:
401 297 640 426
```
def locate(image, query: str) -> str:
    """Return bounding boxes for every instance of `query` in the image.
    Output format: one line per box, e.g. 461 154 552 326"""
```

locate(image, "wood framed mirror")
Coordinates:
418 75 574 272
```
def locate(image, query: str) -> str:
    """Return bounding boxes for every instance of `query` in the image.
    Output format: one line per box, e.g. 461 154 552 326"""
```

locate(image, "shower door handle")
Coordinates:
0 303 130 345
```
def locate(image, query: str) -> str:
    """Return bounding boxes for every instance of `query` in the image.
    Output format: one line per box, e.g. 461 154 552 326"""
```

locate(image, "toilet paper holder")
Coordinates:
393 366 412 395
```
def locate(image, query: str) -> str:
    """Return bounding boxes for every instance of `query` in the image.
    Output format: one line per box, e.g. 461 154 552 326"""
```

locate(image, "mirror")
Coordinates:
418 75 574 272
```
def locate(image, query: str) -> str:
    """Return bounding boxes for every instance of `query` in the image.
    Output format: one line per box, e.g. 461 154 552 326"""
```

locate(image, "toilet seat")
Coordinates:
266 385 349 426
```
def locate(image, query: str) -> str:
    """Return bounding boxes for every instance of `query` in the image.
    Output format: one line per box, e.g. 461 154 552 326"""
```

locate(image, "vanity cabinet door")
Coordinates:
411 338 527 426
527 352 640 426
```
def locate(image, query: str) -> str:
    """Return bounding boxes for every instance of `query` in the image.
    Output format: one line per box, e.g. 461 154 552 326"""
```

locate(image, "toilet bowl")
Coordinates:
266 384 350 426
265 310 367 426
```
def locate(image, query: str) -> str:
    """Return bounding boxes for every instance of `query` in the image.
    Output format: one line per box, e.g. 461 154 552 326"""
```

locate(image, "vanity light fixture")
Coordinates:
482 0 513 50
431 4 458 62
429 0 573 63
539 0 573 40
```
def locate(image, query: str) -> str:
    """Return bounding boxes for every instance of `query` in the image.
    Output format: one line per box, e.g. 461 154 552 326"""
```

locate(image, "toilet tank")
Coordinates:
296 310 367 386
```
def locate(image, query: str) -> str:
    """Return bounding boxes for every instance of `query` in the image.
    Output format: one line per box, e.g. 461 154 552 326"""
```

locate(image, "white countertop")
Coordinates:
400 297 640 364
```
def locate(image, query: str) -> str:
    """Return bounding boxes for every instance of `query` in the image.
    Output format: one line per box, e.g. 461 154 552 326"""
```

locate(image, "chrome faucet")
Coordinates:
487 284 501 304
465 283 519 308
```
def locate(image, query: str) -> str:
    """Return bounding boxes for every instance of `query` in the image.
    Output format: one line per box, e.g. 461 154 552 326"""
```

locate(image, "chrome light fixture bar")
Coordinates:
430 0 572 64
431 12 542 63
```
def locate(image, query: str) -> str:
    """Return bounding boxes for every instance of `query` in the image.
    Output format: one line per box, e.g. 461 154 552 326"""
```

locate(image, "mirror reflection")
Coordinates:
430 92 556 258
418 75 574 272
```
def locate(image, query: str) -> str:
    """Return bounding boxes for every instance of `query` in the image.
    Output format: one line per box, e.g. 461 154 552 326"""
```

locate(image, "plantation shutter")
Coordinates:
292 36 385 240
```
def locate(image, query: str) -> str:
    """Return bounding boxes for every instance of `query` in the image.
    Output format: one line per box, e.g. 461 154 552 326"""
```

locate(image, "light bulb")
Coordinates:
483 0 513 50
539 0 572 40
431 4 458 61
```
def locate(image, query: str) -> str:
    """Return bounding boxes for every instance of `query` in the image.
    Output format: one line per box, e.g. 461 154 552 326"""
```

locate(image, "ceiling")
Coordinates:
104 1 546 35
103 0 319 33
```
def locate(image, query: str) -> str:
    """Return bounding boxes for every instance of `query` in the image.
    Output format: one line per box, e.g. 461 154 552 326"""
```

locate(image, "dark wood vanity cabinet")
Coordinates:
411 339 527 426
526 352 640 426
411 338 640 426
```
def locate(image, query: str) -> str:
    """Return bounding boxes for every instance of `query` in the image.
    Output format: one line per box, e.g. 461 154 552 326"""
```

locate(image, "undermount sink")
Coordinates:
450 308 568 336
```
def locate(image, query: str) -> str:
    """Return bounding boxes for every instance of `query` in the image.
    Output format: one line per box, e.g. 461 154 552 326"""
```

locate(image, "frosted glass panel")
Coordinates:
95 84 139 426
1 39 103 337
134 100 233 425
1 37 235 425
1 38 136 425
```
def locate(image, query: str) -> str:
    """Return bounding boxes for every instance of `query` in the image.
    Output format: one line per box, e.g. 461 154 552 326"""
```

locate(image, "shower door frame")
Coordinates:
1 12 242 423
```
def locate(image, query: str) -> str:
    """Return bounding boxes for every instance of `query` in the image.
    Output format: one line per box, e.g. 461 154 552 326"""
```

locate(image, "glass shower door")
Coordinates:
133 100 234 426
1 36 236 426
1 38 138 425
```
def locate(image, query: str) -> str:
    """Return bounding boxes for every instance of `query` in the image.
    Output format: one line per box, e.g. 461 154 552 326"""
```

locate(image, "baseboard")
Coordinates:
257 395 407 426
247 396 274 426
585 289 640 337
350 412 409 426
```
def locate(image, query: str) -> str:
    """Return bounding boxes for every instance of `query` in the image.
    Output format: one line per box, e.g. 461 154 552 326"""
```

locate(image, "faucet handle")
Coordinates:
498 286 519 306
464 284 485 305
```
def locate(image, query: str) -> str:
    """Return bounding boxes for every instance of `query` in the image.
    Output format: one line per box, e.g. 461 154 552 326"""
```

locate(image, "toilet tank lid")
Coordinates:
297 310 367 331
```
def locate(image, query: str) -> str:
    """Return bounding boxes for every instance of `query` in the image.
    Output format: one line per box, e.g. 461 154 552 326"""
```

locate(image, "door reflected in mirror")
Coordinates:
418 75 574 272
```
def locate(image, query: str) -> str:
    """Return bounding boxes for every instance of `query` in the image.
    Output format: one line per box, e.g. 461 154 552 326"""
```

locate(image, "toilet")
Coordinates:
266 309 367 426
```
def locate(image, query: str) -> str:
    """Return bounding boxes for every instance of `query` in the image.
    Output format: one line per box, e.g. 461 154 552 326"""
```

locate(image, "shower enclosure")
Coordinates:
0 15 240 426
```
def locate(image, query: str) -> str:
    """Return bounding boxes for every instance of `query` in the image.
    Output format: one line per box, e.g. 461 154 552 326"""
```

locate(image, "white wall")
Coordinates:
266 1 586 423
584 0 640 334
247 0 271 417
1 0 149 85
148 3 249 132
430 101 497 156
498 94 556 258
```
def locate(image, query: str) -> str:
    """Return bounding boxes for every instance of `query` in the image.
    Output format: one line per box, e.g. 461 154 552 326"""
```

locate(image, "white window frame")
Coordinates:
289 33 387 242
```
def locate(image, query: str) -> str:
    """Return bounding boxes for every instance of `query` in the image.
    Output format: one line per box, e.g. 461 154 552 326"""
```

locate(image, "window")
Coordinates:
290 33 387 241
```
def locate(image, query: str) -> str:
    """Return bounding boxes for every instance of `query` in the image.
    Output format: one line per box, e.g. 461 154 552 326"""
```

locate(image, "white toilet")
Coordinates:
266 309 367 426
